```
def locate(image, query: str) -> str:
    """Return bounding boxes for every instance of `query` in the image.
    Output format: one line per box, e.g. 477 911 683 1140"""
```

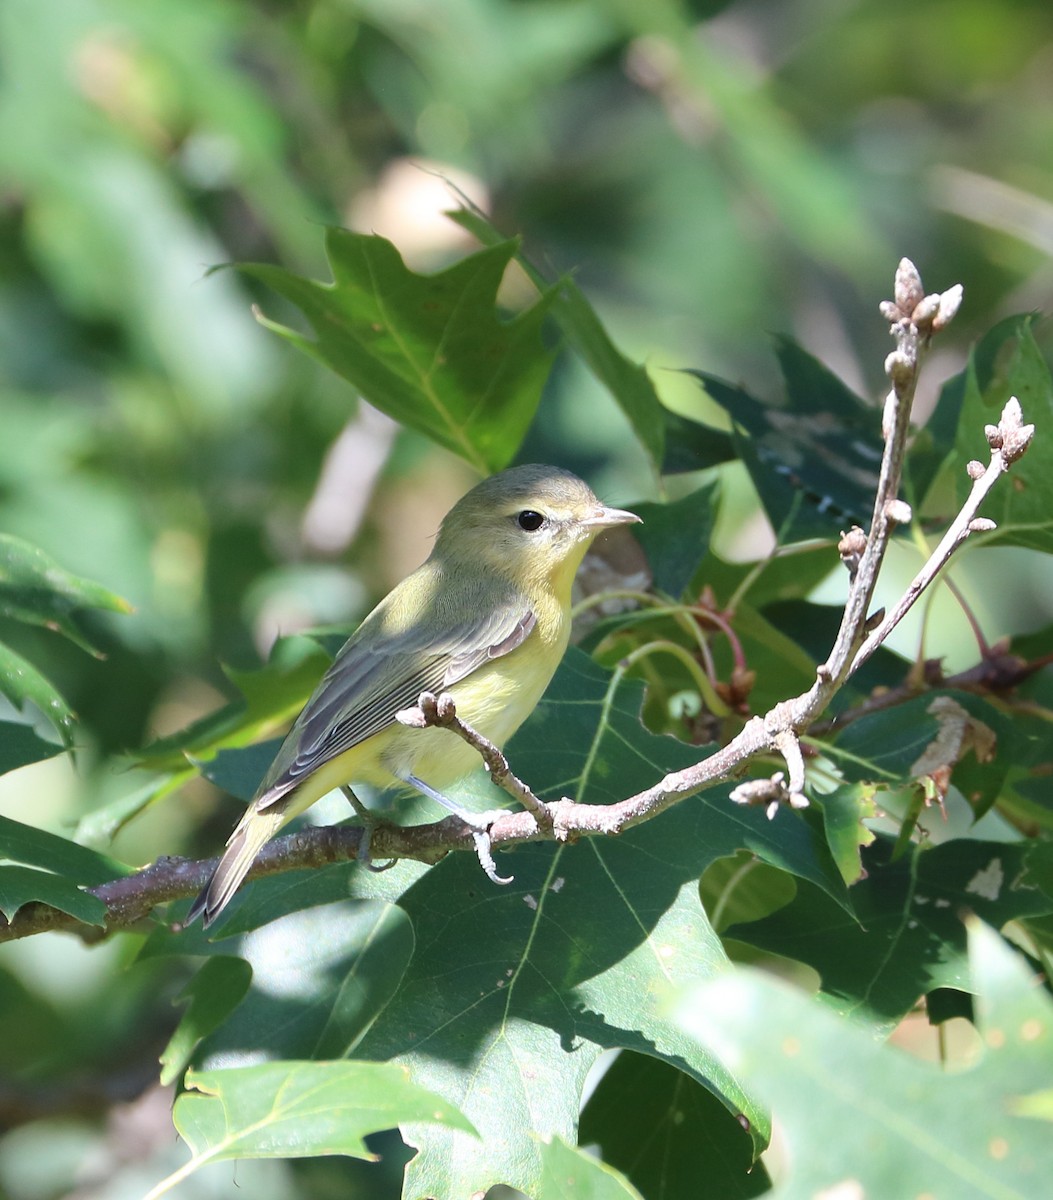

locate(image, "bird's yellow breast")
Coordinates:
284 589 570 816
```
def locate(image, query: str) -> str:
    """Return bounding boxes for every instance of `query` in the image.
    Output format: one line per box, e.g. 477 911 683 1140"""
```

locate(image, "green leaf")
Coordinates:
659 407 737 475
240 228 557 473
160 957 254 1087
194 652 853 1200
726 837 1053 1031
534 1136 645 1200
0 719 64 774
135 634 332 773
830 690 1013 814
347 653 856 1198
814 784 876 887
0 863 107 924
954 314 1053 551
906 359 967 507
0 642 76 748
685 336 884 540
579 1052 771 1199
156 1060 473 1192
194 900 415 1060
0 533 132 656
699 851 798 933
632 482 718 599
449 206 668 471
679 921 1053 1199
73 773 189 845
0 813 128 883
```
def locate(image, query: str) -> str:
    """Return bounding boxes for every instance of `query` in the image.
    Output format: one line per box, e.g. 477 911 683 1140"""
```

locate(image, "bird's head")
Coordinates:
434 464 640 597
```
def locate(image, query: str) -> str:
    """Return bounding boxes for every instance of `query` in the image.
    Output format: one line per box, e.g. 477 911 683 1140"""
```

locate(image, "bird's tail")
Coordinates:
186 804 287 928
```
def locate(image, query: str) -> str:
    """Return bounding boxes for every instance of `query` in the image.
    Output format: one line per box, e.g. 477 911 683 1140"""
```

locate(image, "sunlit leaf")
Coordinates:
449 206 667 470
534 1136 645 1200
156 1060 473 1192
679 921 1053 1199
0 642 76 748
240 229 556 473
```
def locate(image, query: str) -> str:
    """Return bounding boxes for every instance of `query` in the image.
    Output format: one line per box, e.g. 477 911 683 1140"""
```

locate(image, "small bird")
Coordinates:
187 464 640 927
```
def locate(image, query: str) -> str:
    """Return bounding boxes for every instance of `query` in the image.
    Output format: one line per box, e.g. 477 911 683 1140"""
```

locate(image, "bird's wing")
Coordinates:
254 581 536 809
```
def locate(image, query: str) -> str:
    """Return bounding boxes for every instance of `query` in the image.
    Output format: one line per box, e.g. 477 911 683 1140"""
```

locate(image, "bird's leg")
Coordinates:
404 773 513 886
341 786 399 873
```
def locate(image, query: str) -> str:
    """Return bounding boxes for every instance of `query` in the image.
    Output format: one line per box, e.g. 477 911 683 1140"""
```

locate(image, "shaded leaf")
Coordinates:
0 864 107 924
632 482 718 599
685 335 883 541
831 690 1012 812
0 533 131 656
726 837 1053 1031
0 719 65 775
195 900 415 1062
0 813 127 883
679 921 1053 1199
579 1051 770 1199
241 229 556 473
659 408 737 475
160 957 254 1087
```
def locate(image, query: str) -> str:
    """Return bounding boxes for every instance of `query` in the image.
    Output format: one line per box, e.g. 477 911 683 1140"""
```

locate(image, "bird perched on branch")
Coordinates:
187 463 640 927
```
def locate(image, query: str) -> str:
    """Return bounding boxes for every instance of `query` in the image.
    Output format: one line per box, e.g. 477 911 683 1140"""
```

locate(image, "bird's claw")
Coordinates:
471 826 513 886
342 785 399 873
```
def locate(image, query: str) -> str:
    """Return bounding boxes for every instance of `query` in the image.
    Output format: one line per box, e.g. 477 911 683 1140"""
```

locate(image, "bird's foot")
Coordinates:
341 786 399 873
404 774 513 886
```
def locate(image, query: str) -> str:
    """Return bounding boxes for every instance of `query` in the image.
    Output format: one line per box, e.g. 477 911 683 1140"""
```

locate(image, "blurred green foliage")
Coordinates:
1 0 1053 1198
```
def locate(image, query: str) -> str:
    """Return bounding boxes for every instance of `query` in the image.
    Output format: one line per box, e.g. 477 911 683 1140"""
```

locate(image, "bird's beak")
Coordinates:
584 504 642 529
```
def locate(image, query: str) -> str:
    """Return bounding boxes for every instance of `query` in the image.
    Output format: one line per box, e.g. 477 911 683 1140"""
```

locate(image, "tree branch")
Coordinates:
2 260 1032 946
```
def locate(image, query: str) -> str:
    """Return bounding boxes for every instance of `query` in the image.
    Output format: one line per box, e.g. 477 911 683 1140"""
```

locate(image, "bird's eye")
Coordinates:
516 510 545 531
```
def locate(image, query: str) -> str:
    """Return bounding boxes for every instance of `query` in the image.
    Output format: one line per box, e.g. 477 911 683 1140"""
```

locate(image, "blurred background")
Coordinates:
1 0 1051 1195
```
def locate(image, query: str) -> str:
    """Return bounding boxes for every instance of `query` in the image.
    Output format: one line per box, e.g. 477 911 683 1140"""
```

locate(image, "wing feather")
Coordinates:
255 568 535 809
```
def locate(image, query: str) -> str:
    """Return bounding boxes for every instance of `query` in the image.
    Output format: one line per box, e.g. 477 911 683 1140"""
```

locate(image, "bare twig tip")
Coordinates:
932 284 963 331
885 499 912 525
998 397 1034 464
895 259 924 315
910 293 941 328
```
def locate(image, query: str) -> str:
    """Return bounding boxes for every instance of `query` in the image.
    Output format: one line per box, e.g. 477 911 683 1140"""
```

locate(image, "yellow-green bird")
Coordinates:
187 464 640 927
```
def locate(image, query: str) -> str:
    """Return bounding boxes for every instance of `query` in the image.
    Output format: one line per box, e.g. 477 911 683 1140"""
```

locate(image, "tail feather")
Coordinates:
186 806 287 928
